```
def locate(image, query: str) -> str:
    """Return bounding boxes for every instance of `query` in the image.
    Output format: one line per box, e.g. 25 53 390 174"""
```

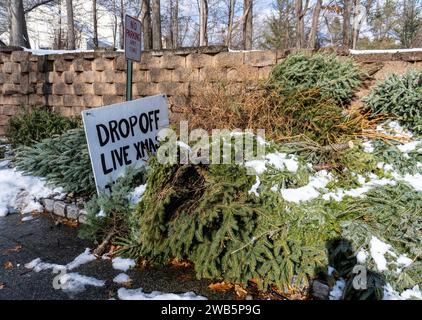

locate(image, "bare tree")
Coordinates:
9 0 30 47
226 0 235 47
93 0 98 48
151 0 162 49
308 0 322 48
342 0 352 47
119 0 124 49
66 0 75 49
295 0 309 48
170 0 179 48
242 0 253 49
199 0 208 46
140 0 152 50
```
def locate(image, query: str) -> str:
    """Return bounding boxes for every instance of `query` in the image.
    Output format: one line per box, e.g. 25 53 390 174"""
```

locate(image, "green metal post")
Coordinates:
126 59 133 101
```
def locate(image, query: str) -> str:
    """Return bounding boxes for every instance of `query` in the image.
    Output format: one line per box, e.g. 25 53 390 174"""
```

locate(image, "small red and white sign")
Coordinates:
124 14 141 62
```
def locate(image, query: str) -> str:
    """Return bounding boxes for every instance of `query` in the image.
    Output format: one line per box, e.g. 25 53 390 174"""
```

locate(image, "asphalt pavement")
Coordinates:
0 213 232 300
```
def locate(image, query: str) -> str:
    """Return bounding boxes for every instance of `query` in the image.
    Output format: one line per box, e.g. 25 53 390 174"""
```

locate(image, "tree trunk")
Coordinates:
199 0 208 46
242 0 253 50
295 0 308 48
151 0 162 49
226 0 235 47
308 0 322 49
119 0 124 49
140 0 152 50
9 0 28 47
93 0 98 48
342 0 352 48
170 0 179 48
66 0 76 49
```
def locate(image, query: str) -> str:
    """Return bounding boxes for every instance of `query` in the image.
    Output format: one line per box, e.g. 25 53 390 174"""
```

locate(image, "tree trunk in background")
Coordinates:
199 0 208 46
170 0 179 48
140 0 152 50
308 0 322 49
119 0 124 49
295 0 307 48
151 0 162 49
342 0 352 48
10 0 28 47
242 0 253 50
93 0 98 48
351 0 371 49
66 0 75 49
226 0 235 47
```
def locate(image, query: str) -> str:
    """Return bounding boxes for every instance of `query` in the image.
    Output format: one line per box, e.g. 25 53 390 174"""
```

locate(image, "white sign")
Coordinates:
124 14 142 62
82 95 169 194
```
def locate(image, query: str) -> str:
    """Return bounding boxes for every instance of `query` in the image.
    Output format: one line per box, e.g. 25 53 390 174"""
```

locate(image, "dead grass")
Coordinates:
174 82 383 145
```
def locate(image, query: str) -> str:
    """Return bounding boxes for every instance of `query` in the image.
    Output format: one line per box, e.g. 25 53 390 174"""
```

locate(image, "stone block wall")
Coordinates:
1 45 422 135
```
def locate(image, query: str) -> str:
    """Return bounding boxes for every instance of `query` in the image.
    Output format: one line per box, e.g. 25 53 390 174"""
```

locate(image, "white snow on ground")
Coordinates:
397 141 421 153
58 273 105 295
400 173 422 192
329 278 346 300
25 248 96 272
66 248 97 271
370 236 395 271
367 237 414 274
0 166 64 217
113 273 132 284
25 258 62 272
350 48 422 55
383 284 422 300
112 257 136 271
129 184 147 205
280 170 332 203
356 249 368 264
96 210 106 218
244 152 299 175
376 121 413 138
118 287 207 300
362 141 374 153
322 175 396 202
248 176 261 196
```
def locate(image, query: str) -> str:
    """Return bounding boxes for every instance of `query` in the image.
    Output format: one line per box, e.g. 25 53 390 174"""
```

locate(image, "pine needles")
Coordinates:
363 70 422 135
14 128 95 195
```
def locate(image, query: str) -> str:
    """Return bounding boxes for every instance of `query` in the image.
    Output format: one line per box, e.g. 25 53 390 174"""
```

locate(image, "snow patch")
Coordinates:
26 248 96 272
383 284 422 300
244 152 299 175
0 167 63 217
58 273 105 295
397 141 421 153
350 48 422 55
329 278 346 300
113 273 132 284
280 170 332 203
112 257 136 271
118 287 207 300
248 176 261 196
369 237 397 272
322 175 396 202
129 184 147 205
66 248 96 271
362 141 374 153
356 249 368 264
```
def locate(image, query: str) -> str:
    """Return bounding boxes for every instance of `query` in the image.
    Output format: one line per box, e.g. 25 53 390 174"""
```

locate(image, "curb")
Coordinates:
42 198 87 224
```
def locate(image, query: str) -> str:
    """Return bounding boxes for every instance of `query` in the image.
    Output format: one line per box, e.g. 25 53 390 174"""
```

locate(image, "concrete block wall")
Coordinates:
1 45 422 135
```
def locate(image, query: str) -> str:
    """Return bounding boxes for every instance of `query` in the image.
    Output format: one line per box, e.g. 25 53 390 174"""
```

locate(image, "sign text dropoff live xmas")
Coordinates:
125 15 141 62
82 95 169 194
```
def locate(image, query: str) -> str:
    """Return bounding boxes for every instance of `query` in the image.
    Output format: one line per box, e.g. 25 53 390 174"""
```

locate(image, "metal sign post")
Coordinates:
124 14 142 101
